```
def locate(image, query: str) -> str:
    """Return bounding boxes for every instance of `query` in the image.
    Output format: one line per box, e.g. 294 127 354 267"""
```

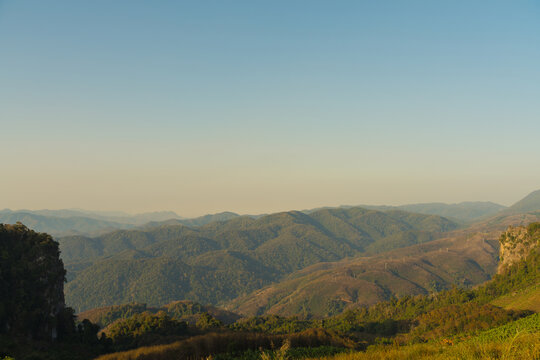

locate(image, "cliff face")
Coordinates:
498 223 540 274
0 223 68 340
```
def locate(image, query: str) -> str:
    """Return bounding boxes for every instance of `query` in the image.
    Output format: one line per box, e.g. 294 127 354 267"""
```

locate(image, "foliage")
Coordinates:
62 208 458 312
213 346 347 360
0 223 70 341
230 315 313 334
301 332 540 359
105 312 188 350
78 301 240 329
0 224 113 359
78 303 149 328
406 303 529 341
195 313 222 330
470 312 540 343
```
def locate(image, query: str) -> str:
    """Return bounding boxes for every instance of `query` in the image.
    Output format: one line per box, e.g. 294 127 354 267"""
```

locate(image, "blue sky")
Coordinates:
1 1 539 216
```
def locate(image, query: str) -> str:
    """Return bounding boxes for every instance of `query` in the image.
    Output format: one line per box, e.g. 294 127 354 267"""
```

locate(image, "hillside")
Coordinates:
90 222 540 360
393 201 505 222
306 201 505 223
0 209 242 237
0 208 183 225
228 219 540 318
60 207 458 312
226 229 501 317
505 189 540 214
142 212 241 228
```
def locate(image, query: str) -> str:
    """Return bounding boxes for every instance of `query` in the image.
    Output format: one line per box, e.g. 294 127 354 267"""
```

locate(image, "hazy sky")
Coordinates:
1 1 539 216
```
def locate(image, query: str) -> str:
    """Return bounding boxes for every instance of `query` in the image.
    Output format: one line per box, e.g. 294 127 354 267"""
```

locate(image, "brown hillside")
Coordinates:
226 223 510 318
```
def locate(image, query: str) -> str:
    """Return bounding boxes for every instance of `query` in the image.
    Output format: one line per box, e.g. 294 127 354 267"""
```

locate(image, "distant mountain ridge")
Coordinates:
2 193 525 237
0 208 183 225
0 211 134 237
0 209 241 237
311 201 505 223
504 189 540 214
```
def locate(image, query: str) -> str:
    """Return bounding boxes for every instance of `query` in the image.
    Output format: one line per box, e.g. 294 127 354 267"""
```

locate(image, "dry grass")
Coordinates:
305 332 540 360
95 329 352 360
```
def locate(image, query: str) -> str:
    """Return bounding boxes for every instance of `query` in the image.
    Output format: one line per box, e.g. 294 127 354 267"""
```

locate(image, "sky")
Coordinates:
1 0 540 217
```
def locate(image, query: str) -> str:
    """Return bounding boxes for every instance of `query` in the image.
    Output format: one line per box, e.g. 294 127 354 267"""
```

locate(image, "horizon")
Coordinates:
2 1 540 217
1 188 535 218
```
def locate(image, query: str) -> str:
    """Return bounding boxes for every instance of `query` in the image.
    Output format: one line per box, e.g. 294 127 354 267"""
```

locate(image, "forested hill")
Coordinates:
59 207 458 312
228 216 540 318
88 222 540 360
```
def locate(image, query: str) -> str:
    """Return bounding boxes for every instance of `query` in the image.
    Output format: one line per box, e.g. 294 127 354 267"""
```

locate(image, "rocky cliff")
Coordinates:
0 222 70 340
498 223 540 274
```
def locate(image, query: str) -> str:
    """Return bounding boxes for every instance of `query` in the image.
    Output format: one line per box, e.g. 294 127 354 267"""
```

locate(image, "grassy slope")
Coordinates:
305 313 540 360
491 283 540 312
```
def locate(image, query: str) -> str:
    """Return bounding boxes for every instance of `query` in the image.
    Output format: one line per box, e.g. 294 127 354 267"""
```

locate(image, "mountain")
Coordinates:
226 228 501 317
0 208 183 226
354 202 505 223
141 211 241 228
0 211 134 237
226 214 540 318
0 210 239 237
505 189 540 214
59 207 458 312
88 223 540 360
394 202 505 222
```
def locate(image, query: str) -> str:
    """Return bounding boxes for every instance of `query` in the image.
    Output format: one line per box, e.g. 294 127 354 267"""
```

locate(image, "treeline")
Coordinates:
78 301 239 329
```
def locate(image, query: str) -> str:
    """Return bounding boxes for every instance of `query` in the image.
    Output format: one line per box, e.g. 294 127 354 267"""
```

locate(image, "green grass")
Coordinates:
304 314 540 360
304 333 540 359
469 313 540 344
491 284 540 312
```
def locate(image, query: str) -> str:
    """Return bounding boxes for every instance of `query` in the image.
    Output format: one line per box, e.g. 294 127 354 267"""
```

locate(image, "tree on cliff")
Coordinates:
0 222 75 340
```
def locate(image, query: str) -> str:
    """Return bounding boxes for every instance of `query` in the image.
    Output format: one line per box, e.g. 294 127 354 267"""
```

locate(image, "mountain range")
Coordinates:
0 198 509 237
3 189 540 317
60 207 458 312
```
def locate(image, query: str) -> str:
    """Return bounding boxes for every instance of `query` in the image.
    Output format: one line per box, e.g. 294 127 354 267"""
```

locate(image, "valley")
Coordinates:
1 190 540 360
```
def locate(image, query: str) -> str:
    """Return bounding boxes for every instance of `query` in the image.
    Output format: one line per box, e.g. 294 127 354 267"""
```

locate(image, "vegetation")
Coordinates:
105 312 188 350
0 223 110 359
0 223 70 341
302 332 540 359
78 301 239 329
95 329 354 360
57 222 534 359
2 219 539 360
61 207 459 312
